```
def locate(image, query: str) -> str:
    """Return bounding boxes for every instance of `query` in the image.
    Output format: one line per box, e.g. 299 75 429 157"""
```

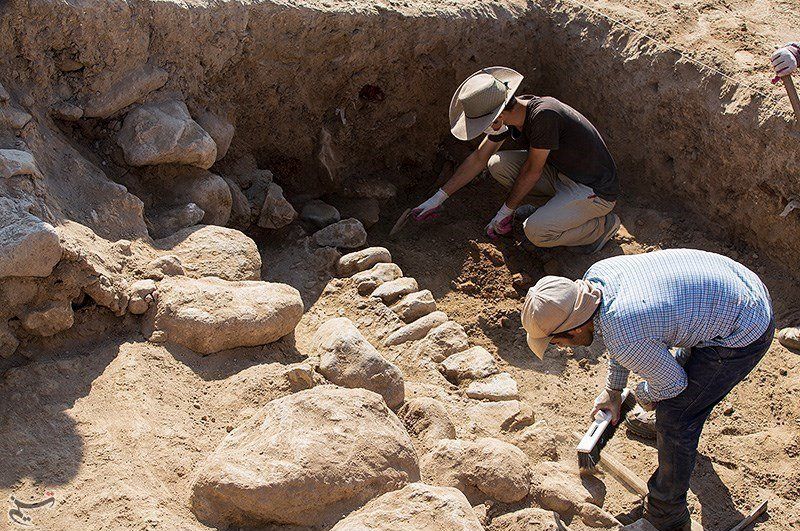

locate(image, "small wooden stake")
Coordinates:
781 76 800 121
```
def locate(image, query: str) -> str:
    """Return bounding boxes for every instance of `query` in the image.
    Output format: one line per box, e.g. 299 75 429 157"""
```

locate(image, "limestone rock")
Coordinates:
50 101 84 121
195 111 234 161
144 255 185 280
0 199 63 279
466 372 519 401
84 63 169 118
352 263 402 295
154 225 261 281
20 301 74 337
283 363 317 390
777 327 800 350
310 317 404 408
148 203 205 239
420 438 531 503
372 277 419 304
83 274 129 316
223 177 251 230
313 218 367 249
0 322 19 359
530 461 616 527
512 420 559 461
330 483 482 531
177 169 231 226
489 508 569 531
257 182 297 229
147 276 303 354
337 247 391 277
191 386 420 527
0 149 43 179
0 106 32 130
414 321 469 363
385 311 448 346
128 279 157 315
439 346 499 383
392 290 436 323
117 100 217 168
465 400 536 436
328 196 380 228
397 398 456 454
301 199 341 228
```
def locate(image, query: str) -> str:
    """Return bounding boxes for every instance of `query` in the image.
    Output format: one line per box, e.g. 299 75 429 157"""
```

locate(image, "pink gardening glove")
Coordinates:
412 188 448 222
485 204 514 240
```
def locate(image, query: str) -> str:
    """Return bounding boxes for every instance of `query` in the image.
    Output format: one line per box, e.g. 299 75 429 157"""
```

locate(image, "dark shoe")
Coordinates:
575 213 621 254
625 406 657 440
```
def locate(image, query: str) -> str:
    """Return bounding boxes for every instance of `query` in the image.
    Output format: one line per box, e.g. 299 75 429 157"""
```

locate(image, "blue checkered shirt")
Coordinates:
585 249 772 405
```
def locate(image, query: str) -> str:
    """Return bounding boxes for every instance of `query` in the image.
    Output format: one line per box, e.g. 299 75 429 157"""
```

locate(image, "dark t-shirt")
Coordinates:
488 95 619 201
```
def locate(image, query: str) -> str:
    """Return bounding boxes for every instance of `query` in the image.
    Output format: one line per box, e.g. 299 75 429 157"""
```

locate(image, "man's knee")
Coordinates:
487 154 514 189
522 215 559 247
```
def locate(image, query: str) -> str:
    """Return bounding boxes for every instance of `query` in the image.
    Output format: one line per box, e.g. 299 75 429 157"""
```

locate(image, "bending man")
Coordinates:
520 249 773 531
413 66 620 254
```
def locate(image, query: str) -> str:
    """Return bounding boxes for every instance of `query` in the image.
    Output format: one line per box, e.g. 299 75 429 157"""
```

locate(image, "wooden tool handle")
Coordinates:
782 76 800 121
727 500 768 531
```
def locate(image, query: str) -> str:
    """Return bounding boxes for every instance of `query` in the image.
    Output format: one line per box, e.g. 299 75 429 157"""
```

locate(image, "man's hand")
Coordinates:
591 388 623 425
412 188 448 221
772 43 800 77
485 204 514 239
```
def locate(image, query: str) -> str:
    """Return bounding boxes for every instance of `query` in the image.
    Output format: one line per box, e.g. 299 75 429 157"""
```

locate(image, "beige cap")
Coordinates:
520 276 602 359
449 67 523 141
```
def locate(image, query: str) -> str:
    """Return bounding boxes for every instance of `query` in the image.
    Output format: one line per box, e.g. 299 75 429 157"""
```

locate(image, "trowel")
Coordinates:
388 160 454 238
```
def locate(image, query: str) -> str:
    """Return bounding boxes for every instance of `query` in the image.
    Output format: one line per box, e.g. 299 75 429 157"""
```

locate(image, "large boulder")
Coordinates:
530 461 617 528
153 225 261 281
313 218 367 248
0 198 63 279
117 100 217 168
331 483 482 531
191 386 420 528
420 438 531 504
83 63 168 118
310 317 404 408
173 169 232 226
195 110 235 161
148 203 205 239
146 276 303 354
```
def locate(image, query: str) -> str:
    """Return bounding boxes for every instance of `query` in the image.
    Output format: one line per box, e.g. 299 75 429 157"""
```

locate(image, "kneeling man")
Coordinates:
521 249 773 531
413 67 620 253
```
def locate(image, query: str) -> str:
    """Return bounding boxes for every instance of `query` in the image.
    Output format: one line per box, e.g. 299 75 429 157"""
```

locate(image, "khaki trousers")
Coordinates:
488 150 615 247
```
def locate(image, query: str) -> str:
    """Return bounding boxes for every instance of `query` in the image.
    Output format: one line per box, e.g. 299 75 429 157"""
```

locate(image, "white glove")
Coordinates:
412 188 448 221
591 388 623 425
485 203 514 239
771 43 799 77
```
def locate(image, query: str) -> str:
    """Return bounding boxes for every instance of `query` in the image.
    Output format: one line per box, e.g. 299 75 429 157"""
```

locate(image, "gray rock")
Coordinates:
337 247 391 277
0 106 32 130
312 218 367 249
310 317 405 408
0 198 62 279
301 199 340 229
413 321 469 363
147 276 303 354
0 322 19 359
328 196 381 229
191 386 419 528
50 102 84 121
0 149 43 180
466 372 519 401
258 182 297 229
168 168 231 227
149 203 205 239
128 279 157 315
84 63 169 118
352 263 402 295
385 311 448 346
391 290 436 323
372 277 419 304
439 346 498 383
223 177 251 230
195 111 235 161
117 100 217 168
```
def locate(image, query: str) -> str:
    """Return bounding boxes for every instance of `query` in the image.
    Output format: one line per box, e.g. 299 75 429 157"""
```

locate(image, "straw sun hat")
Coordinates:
449 66 524 141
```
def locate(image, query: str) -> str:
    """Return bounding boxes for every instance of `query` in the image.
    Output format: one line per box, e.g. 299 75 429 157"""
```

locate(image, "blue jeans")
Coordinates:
645 321 774 530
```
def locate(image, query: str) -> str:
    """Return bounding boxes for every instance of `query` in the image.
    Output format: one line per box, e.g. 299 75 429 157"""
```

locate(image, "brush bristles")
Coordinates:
577 392 638 471
577 450 599 470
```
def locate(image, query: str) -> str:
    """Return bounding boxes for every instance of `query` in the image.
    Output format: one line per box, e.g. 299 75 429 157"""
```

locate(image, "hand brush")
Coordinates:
577 388 636 471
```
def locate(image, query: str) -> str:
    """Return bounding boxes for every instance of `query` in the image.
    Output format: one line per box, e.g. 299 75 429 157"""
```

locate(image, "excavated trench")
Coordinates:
1 0 800 529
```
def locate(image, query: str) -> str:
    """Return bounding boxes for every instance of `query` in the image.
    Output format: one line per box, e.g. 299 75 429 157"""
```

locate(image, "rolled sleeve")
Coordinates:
611 339 688 405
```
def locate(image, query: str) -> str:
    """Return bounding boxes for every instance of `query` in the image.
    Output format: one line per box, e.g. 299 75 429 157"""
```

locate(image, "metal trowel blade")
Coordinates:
389 208 413 238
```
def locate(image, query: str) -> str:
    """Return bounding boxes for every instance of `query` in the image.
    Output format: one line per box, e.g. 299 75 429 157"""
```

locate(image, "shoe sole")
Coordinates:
590 214 621 254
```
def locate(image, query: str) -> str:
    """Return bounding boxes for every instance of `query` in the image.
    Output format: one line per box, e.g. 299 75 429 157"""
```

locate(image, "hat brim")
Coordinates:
449 66 524 141
526 333 551 360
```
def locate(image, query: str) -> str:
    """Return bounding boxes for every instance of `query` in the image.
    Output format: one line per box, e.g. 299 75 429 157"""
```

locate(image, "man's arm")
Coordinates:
612 339 688 407
441 136 505 196
503 147 550 210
